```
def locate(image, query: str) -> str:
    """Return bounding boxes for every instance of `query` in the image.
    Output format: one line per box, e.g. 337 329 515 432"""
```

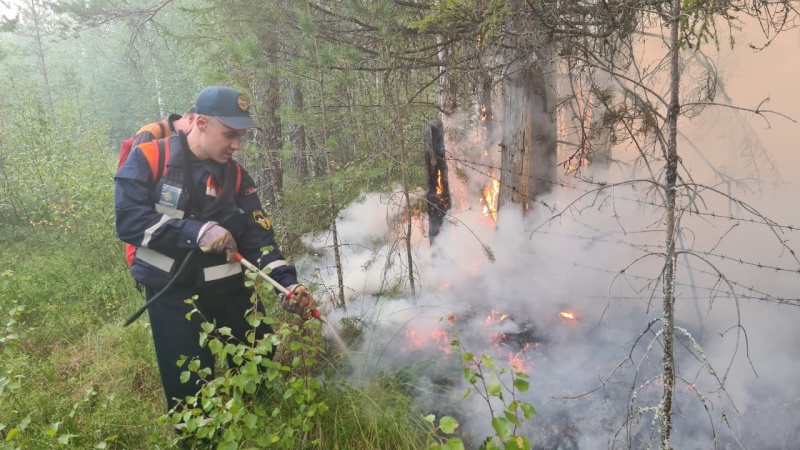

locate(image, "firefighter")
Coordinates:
114 85 316 413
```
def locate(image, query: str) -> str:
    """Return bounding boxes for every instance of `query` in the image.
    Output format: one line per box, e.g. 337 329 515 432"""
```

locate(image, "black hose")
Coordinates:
123 249 198 327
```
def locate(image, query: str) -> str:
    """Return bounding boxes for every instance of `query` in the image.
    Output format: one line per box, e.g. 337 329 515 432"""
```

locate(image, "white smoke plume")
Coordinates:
296 22 800 450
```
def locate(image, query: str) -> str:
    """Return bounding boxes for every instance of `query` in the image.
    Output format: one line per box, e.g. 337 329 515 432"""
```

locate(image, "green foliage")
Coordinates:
679 0 729 50
170 296 329 449
427 332 536 450
167 274 438 449
0 83 115 242
410 0 509 42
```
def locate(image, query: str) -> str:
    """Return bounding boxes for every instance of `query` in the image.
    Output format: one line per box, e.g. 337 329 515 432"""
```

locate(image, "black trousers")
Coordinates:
145 285 273 412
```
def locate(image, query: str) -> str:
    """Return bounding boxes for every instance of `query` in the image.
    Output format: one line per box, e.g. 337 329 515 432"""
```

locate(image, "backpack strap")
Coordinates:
155 139 166 180
139 138 170 183
157 120 168 138
234 162 242 194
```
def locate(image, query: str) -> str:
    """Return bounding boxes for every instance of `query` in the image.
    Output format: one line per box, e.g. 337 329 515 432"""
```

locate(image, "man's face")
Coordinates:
197 115 248 163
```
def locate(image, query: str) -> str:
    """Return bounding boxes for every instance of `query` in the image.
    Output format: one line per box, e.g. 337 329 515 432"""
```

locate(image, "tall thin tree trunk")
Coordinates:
394 81 416 297
27 0 53 115
253 82 275 208
312 34 345 308
659 1 682 448
145 21 165 119
265 47 284 199
287 80 310 179
253 35 283 208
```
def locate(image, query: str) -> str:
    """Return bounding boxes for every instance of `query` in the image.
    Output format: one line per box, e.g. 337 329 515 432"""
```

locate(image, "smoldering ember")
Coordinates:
298 21 800 450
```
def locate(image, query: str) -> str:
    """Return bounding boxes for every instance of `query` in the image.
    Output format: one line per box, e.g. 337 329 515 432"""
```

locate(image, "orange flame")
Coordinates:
485 309 509 324
480 179 500 221
401 329 424 352
508 344 532 371
560 311 576 320
436 169 444 195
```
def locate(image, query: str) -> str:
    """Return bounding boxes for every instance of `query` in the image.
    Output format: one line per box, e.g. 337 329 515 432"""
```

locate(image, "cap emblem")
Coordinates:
237 95 249 112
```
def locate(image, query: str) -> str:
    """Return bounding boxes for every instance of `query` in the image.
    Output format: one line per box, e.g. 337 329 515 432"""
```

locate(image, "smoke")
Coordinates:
296 22 800 450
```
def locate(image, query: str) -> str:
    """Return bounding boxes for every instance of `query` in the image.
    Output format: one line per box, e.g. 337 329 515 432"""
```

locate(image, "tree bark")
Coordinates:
287 81 309 180
498 57 557 214
659 1 681 448
423 118 450 243
253 35 283 208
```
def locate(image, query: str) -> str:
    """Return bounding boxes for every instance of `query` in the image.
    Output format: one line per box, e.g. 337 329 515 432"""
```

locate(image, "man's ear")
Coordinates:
195 114 207 131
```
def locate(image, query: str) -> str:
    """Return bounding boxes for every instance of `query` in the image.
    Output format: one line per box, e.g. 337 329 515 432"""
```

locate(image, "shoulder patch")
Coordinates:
253 210 272 230
245 186 257 196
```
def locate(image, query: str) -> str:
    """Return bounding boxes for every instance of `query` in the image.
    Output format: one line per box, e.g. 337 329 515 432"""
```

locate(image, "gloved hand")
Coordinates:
197 221 238 263
282 284 318 320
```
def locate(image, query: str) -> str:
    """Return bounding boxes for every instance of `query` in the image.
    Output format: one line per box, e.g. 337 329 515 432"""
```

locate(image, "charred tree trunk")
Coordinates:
498 57 557 214
423 119 451 243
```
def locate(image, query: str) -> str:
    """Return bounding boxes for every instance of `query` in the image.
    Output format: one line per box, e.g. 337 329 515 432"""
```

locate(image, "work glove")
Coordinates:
197 221 238 263
282 284 318 320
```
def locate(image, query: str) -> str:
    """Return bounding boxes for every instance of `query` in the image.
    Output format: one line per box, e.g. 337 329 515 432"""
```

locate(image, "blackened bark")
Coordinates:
423 118 451 243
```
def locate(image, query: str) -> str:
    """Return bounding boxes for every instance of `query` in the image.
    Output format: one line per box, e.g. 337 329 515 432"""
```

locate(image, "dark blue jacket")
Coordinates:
114 133 298 292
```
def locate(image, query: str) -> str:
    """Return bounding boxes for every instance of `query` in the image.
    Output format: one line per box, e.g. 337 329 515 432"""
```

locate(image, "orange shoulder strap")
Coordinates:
138 138 170 182
234 163 242 194
157 120 168 138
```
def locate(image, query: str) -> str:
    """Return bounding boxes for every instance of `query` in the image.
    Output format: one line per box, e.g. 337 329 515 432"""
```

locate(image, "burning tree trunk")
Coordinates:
479 72 494 147
498 56 557 215
423 118 451 243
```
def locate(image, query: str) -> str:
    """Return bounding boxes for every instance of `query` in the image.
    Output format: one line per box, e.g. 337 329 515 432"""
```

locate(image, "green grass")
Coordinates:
313 379 432 450
0 226 437 449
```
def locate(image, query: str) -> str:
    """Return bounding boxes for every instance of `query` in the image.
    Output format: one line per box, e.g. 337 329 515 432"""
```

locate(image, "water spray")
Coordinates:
236 253 348 353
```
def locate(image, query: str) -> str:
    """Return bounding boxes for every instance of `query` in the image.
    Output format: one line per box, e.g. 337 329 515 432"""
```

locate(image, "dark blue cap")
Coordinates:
194 86 258 129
